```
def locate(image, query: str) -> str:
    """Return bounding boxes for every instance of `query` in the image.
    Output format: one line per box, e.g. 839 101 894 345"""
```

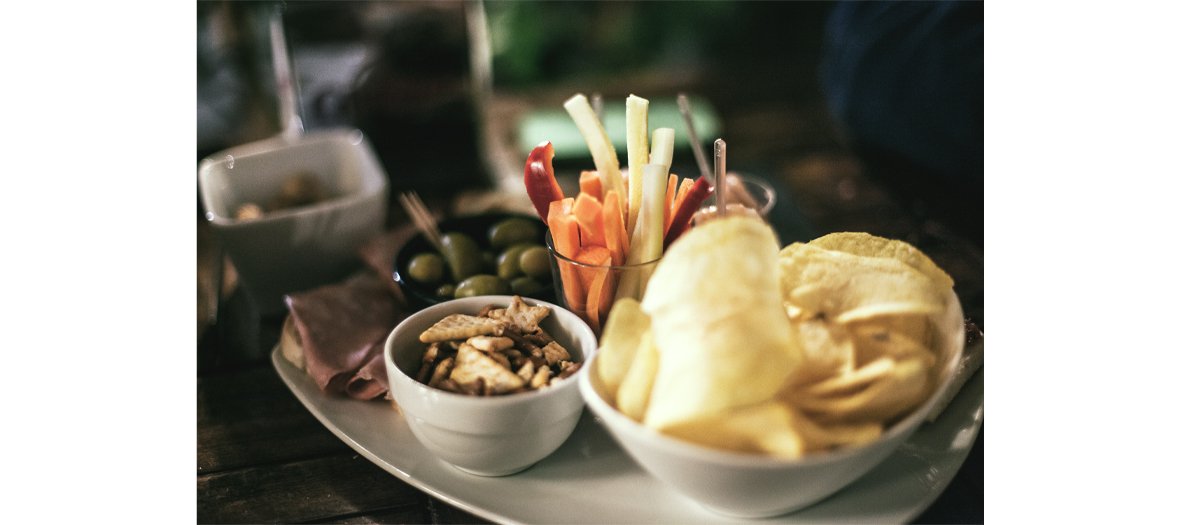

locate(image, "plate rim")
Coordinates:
270 346 982 524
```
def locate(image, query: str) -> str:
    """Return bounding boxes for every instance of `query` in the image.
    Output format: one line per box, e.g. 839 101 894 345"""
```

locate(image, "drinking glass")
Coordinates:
546 231 661 336
693 175 776 225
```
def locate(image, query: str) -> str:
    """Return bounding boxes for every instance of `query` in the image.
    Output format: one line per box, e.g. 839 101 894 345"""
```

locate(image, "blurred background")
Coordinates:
197 1 836 200
198 0 982 346
198 0 981 237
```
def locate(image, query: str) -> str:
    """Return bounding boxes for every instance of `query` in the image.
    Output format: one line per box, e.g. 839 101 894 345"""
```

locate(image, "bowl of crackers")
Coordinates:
578 218 965 517
384 295 597 476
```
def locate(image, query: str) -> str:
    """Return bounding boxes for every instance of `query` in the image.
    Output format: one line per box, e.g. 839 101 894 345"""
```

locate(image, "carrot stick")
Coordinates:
576 246 612 331
596 270 619 329
664 173 679 235
600 190 629 329
548 197 575 234
602 190 628 266
584 269 609 334
586 265 621 335
573 246 611 329
574 245 611 291
572 193 606 247
579 171 603 202
675 176 693 211
548 198 584 312
668 176 694 234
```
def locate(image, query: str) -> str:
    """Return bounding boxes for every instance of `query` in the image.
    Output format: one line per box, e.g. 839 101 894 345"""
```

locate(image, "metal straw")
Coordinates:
714 139 727 217
678 94 714 183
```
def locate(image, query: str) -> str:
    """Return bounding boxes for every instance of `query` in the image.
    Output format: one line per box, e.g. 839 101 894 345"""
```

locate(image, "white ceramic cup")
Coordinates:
198 129 389 315
384 296 598 476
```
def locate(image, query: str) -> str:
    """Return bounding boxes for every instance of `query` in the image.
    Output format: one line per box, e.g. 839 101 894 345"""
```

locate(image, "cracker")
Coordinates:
419 314 507 343
487 296 550 333
450 343 525 394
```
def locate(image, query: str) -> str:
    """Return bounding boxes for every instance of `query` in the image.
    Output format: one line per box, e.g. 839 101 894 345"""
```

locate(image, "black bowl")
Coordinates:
393 213 555 309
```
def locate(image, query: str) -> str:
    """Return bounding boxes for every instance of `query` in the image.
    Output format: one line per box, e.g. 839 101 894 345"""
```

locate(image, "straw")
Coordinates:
714 139 727 218
398 191 445 252
269 7 303 140
677 93 714 184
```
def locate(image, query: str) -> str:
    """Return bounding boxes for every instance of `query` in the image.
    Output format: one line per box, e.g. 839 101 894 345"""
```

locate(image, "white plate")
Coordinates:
272 347 983 524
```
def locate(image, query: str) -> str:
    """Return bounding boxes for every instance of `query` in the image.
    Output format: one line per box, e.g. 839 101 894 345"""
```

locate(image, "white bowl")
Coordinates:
198 129 388 314
384 295 598 476
578 291 965 517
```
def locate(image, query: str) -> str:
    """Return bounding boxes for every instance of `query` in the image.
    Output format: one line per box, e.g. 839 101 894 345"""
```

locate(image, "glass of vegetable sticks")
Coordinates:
545 231 661 337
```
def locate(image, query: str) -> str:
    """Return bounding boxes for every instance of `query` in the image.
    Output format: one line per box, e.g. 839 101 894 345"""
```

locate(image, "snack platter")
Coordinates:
272 345 983 524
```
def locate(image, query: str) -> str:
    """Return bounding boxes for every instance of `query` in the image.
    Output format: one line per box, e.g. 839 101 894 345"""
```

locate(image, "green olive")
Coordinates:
439 232 483 282
519 246 552 280
488 218 540 250
496 243 539 280
454 274 511 298
435 283 456 298
482 251 497 272
407 252 445 285
510 276 544 296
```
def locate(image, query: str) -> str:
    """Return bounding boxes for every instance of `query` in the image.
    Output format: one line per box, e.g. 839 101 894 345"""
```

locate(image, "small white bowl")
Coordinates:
198 129 388 314
578 291 965 517
384 295 598 476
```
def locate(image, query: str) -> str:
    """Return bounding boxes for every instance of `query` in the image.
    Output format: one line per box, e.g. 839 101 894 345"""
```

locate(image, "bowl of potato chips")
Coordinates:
578 217 965 517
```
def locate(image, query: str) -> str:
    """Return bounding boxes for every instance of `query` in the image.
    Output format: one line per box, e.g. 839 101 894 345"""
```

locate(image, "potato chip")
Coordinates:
660 396 886 457
791 409 883 452
779 242 946 323
786 318 855 387
808 232 954 293
641 217 800 430
800 356 898 398
660 401 807 459
792 355 934 424
616 329 659 422
849 318 931 366
594 298 651 405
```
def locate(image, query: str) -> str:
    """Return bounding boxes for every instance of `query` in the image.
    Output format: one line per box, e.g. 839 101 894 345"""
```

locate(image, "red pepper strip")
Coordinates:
662 176 715 250
524 142 564 224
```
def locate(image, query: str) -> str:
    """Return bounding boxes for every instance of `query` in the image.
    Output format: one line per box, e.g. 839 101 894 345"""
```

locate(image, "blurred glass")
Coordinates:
546 231 660 337
693 174 776 226
197 2 494 204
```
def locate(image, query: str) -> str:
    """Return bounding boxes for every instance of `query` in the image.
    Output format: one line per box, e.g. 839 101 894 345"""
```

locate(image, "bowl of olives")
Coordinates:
393 213 556 309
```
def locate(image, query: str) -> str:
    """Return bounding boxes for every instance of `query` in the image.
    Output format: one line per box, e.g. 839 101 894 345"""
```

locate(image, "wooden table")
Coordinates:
197 146 983 523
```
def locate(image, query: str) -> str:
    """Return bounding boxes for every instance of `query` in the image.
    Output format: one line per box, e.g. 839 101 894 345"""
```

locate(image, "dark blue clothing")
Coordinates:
822 1 983 242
